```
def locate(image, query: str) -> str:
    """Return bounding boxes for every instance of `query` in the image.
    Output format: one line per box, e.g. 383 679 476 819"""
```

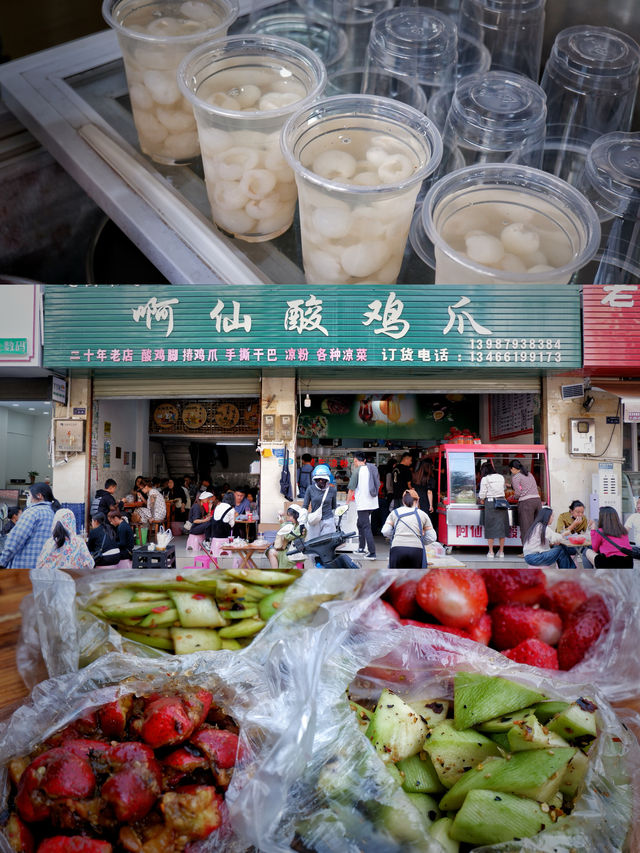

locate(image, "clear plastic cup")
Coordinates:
541 26 640 182
577 132 640 284
365 8 457 103
326 66 428 113
281 94 443 284
297 0 394 68
243 13 348 72
439 71 546 174
421 163 601 284
458 0 545 81
178 34 326 242
102 0 239 164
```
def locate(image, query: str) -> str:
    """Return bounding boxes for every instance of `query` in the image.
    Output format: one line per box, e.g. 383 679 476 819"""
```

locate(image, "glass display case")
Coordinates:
427 443 550 547
0 4 429 284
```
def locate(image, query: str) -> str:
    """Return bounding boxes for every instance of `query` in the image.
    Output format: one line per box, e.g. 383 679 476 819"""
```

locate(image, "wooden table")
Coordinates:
224 541 270 569
0 570 31 714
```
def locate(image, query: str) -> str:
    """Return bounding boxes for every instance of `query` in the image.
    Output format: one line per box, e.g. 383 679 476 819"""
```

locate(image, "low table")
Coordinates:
224 541 270 570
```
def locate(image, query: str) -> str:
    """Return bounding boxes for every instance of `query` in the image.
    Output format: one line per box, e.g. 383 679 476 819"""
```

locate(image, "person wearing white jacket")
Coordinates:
348 452 379 560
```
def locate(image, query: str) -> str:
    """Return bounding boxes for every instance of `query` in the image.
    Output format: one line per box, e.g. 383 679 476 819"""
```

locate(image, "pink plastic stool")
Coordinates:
182 554 216 570
186 533 205 551
114 559 133 569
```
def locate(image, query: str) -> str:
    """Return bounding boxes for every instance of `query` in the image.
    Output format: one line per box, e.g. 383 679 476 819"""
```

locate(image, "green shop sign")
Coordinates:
0 338 28 356
43 285 581 369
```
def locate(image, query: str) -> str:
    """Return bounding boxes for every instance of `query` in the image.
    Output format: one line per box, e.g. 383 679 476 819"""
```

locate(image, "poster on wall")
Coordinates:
489 394 537 440
298 394 478 440
124 451 130 465
132 452 136 469
104 440 111 468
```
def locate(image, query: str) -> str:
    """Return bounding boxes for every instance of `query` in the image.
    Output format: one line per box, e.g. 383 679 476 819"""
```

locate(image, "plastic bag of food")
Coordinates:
17 565 395 687
276 609 640 853
377 566 640 703
2 569 399 853
0 649 280 853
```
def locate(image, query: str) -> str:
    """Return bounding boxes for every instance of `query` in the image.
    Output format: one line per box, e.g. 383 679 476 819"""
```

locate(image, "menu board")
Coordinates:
489 394 536 440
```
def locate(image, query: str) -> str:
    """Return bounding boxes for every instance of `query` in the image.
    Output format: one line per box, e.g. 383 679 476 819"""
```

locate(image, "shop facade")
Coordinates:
581 285 640 522
42 285 584 543
0 285 57 513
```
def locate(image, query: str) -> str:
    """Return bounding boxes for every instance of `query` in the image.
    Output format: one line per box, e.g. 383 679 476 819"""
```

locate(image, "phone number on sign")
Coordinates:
470 338 563 363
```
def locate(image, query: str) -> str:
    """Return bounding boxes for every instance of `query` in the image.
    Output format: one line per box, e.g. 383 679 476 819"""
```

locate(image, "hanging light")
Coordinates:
304 393 311 408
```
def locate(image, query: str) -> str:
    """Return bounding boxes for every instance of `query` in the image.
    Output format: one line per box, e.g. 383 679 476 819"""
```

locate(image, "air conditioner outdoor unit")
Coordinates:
561 383 584 400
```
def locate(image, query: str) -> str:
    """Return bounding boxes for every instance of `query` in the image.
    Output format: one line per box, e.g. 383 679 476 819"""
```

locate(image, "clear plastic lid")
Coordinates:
546 26 640 90
582 132 640 218
448 71 546 147
367 8 457 83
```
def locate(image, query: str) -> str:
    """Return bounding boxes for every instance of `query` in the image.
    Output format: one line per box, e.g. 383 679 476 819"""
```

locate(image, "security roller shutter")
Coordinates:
300 370 542 395
92 369 260 398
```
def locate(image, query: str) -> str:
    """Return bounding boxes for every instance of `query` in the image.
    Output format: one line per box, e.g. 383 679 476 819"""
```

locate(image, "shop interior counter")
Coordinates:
0 7 430 285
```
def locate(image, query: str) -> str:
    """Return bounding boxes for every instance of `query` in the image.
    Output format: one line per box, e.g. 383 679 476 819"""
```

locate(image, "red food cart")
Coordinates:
427 444 550 549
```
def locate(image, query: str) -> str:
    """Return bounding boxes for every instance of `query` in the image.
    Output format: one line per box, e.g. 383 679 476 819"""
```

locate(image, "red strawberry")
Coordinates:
416 569 488 629
467 612 492 645
540 580 588 623
564 594 609 629
386 580 422 619
557 595 610 670
401 619 472 640
480 568 546 606
503 638 559 669
379 600 401 622
490 604 563 650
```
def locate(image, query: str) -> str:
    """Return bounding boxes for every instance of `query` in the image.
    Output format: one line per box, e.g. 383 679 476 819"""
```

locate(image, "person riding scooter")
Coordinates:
303 464 337 541
288 504 359 568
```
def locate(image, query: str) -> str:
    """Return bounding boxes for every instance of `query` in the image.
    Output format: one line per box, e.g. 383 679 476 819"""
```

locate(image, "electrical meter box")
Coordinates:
570 418 596 454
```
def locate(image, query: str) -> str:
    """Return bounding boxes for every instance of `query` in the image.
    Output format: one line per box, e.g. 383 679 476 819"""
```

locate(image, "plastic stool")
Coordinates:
182 554 217 570
186 533 206 551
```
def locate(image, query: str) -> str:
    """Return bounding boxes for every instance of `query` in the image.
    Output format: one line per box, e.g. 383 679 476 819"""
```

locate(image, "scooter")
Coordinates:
287 505 360 568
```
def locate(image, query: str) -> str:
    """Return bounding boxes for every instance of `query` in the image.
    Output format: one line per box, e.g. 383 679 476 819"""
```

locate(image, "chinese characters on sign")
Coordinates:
45 286 581 370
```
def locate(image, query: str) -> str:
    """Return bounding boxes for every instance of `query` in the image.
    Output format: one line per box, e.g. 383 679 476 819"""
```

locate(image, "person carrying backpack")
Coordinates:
381 489 437 567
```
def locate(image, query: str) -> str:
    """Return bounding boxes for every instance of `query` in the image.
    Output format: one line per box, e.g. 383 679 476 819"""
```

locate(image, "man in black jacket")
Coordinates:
92 479 120 519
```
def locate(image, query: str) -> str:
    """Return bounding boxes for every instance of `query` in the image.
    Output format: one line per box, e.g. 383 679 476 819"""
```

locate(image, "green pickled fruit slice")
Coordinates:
119 630 174 650
94 587 136 610
489 732 511 752
102 599 173 619
507 714 571 752
547 698 598 744
224 606 259 620
408 699 449 727
258 589 286 621
366 689 430 764
349 701 373 730
223 568 298 585
476 706 538 732
218 616 266 638
169 591 228 628
220 638 242 650
170 626 222 653
396 753 445 794
429 817 459 853
422 721 500 788
559 749 589 802
534 701 570 723
450 789 556 845
454 673 546 730
406 792 441 825
378 793 433 843
439 748 576 810
130 590 171 601
139 607 179 628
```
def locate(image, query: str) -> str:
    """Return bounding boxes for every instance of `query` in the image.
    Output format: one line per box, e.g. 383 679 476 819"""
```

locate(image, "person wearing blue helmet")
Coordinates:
303 464 337 540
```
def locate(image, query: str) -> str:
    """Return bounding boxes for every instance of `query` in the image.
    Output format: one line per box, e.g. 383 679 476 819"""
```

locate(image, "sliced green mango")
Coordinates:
169 591 228 628
218 617 266 638
454 673 546 730
170 626 222 654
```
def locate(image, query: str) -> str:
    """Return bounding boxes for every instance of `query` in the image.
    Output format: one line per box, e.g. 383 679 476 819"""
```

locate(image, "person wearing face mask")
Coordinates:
0 483 61 569
303 464 337 541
